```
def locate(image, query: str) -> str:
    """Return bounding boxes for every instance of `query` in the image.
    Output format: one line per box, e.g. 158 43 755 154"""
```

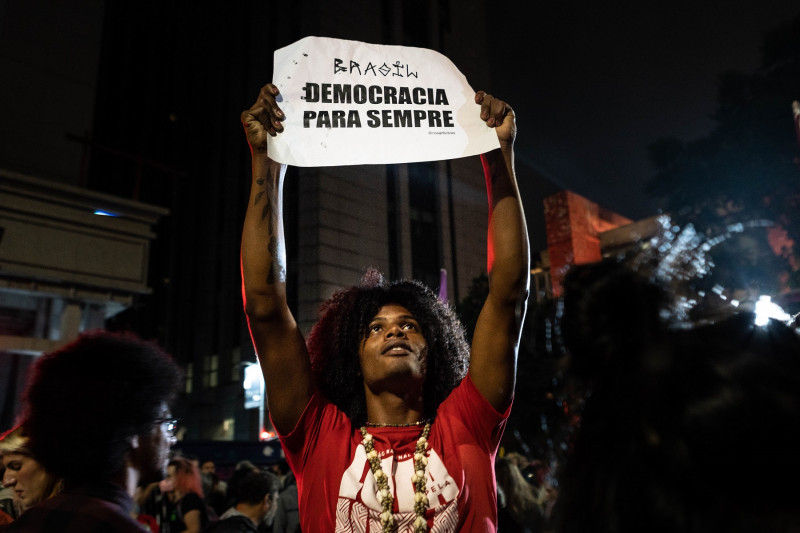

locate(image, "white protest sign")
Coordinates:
267 36 500 167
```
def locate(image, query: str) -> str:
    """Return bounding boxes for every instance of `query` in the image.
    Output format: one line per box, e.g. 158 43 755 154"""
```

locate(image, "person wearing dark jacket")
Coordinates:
271 471 299 533
204 471 280 533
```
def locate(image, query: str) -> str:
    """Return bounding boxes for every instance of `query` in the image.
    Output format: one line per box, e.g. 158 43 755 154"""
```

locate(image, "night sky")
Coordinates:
490 1 800 239
3 1 799 251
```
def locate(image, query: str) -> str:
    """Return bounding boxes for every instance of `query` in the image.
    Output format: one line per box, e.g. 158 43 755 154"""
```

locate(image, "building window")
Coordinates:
408 162 441 290
202 354 218 389
185 362 193 394
230 347 241 382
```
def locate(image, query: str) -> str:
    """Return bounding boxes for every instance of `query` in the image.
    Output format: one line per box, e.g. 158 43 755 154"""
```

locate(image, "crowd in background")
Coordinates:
1 421 555 533
0 435 300 533
1 404 560 533
133 455 299 533
2 260 799 533
0 418 555 533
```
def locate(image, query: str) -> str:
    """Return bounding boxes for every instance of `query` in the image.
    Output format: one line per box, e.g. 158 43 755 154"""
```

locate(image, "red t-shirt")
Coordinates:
277 375 510 532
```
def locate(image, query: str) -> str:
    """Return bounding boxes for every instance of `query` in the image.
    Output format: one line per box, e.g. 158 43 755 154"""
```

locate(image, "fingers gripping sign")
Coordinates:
241 83 286 153
475 91 516 146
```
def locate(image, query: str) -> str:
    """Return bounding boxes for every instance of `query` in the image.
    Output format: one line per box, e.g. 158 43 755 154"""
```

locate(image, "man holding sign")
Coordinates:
240 76 529 532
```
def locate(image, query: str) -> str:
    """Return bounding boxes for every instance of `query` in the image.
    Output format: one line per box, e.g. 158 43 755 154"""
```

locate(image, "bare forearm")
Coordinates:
467 142 530 410
239 83 313 432
241 152 312 431
481 145 530 300
241 153 288 316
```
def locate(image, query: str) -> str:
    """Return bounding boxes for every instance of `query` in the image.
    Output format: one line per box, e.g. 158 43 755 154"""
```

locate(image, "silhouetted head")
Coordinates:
21 330 182 488
554 261 800 533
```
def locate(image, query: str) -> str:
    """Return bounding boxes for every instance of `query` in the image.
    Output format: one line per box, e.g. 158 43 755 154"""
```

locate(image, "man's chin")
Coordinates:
372 368 425 390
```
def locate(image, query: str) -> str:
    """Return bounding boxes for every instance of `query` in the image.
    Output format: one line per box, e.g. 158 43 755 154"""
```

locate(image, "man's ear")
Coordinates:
126 435 142 470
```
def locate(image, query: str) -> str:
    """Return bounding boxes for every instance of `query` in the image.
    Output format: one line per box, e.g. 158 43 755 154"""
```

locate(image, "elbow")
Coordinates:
243 287 287 323
489 263 530 306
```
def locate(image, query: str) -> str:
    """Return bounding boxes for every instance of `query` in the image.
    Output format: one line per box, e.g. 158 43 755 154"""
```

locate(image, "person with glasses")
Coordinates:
6 330 182 533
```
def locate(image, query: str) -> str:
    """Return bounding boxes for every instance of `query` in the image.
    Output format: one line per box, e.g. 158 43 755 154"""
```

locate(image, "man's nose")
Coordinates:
2 475 15 488
386 325 405 338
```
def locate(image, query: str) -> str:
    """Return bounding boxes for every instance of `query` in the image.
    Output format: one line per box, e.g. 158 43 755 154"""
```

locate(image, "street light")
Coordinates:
754 295 790 327
243 362 266 440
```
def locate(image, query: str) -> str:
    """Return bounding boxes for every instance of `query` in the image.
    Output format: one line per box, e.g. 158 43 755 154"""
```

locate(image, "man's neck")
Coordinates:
233 503 263 526
364 388 425 426
114 466 139 498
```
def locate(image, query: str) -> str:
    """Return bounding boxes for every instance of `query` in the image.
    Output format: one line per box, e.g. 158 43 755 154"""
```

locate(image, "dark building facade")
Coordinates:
77 1 505 440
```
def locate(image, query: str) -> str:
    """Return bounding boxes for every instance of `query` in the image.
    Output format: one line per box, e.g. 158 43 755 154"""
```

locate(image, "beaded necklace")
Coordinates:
359 422 431 533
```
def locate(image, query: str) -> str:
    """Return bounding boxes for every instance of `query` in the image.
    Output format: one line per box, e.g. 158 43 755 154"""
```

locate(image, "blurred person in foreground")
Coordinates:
204 470 280 533
6 330 182 532
0 426 62 520
552 260 800 533
240 80 529 532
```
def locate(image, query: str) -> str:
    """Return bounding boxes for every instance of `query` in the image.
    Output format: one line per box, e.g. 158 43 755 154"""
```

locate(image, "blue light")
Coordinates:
93 210 119 217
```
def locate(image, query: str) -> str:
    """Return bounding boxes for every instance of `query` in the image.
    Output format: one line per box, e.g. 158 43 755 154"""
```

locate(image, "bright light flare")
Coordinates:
243 363 263 389
754 295 790 326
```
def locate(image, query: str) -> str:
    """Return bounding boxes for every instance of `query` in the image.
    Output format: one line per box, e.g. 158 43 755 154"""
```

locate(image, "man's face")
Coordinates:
201 461 215 475
132 404 176 485
358 304 428 390
260 491 280 524
2 453 51 510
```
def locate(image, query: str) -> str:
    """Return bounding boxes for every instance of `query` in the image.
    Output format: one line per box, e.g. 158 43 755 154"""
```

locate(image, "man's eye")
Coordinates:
369 325 381 333
403 323 416 330
6 462 22 471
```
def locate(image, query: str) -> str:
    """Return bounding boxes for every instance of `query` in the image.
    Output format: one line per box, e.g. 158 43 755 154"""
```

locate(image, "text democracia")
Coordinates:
301 83 455 129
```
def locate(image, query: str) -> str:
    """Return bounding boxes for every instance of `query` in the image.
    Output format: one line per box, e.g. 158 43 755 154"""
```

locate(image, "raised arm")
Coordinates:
240 83 313 433
468 91 531 412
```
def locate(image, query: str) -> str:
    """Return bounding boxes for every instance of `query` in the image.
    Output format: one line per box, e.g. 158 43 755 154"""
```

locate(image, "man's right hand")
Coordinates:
240 83 285 154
